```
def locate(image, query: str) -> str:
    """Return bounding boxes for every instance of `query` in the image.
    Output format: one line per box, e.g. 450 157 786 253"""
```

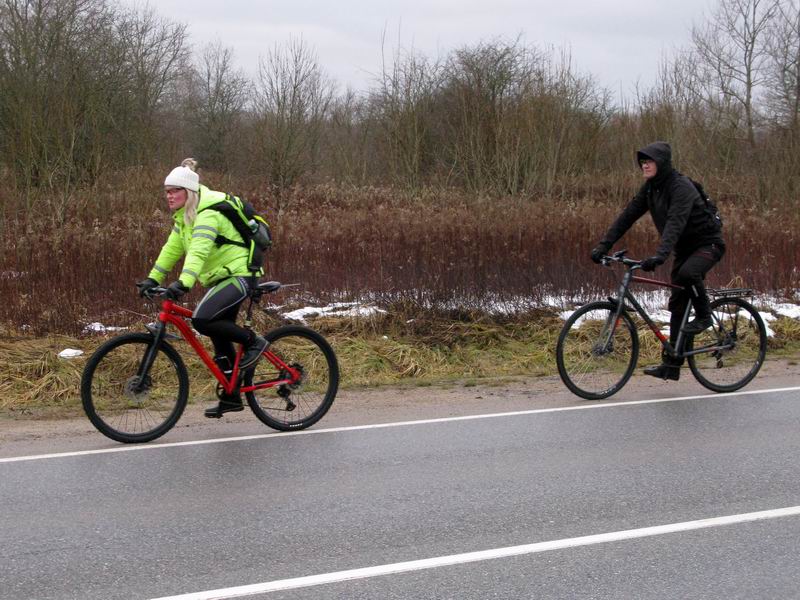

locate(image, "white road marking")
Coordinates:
150 505 800 599
2 385 799 464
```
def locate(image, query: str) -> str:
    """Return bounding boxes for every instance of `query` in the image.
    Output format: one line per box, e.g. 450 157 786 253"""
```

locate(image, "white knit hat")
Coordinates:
164 163 199 191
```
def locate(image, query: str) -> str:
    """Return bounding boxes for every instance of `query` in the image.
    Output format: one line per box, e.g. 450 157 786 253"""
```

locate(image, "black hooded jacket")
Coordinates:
600 142 723 259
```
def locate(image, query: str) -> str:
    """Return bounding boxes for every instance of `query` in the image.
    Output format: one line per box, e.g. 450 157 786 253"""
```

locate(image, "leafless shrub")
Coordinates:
1 179 796 336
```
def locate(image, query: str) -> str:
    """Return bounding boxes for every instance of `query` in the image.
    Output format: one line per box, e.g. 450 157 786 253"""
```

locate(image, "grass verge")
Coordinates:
2 308 799 419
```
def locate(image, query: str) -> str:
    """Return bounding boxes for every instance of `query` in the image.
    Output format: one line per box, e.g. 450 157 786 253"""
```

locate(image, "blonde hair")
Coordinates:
181 158 200 225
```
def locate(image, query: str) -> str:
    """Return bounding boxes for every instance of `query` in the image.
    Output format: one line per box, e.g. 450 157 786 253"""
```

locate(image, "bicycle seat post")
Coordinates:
243 295 255 329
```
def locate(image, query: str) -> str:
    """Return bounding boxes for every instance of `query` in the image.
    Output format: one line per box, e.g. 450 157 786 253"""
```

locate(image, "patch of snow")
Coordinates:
84 322 129 334
649 310 671 324
58 348 84 358
766 303 800 320
282 302 387 324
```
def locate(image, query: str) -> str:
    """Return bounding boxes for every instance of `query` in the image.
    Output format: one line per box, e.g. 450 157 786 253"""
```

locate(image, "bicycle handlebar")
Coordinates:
139 280 292 301
599 250 643 269
142 286 168 300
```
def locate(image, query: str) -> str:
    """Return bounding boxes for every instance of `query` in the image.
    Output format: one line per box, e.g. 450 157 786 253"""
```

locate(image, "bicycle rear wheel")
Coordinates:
687 297 767 392
556 301 640 400
244 325 339 431
81 333 189 443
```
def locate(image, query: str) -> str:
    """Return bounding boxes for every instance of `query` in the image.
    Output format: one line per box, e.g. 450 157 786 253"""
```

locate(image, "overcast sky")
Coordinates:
126 0 714 99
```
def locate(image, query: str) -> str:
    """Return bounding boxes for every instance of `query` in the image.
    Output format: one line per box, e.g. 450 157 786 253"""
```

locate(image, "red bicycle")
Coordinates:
81 281 339 443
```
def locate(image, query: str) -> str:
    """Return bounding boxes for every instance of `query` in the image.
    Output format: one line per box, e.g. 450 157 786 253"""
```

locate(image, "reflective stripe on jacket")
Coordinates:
148 185 256 288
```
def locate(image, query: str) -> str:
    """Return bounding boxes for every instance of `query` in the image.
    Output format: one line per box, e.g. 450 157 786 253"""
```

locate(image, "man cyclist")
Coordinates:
591 141 725 381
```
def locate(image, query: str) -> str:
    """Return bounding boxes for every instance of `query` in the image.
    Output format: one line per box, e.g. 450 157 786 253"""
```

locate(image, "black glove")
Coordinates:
590 243 611 264
640 255 665 272
164 280 189 300
136 278 159 298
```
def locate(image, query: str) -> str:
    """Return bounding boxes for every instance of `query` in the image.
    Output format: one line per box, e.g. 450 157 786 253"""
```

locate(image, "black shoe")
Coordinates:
682 316 713 335
240 335 268 370
643 364 680 381
204 396 244 419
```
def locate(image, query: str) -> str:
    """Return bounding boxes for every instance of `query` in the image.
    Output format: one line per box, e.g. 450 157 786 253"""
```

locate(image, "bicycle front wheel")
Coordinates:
556 301 640 400
687 297 767 393
81 333 189 443
244 325 339 431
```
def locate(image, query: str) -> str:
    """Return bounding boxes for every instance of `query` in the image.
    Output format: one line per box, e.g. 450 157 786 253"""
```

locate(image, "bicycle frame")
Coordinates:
603 265 728 360
140 298 301 396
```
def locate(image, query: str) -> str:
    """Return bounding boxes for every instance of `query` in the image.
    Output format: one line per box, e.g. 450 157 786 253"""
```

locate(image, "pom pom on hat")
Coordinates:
164 158 199 191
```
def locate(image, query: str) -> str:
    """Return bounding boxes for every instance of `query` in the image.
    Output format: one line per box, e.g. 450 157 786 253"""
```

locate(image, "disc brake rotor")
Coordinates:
123 375 152 405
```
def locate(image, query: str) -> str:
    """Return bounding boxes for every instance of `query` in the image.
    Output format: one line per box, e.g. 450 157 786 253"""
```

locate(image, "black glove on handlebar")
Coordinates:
164 280 189 300
640 255 665 272
590 243 611 264
136 278 159 298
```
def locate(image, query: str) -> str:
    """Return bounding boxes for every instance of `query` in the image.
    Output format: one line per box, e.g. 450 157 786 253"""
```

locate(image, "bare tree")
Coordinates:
0 0 189 211
763 0 800 134
371 36 443 189
322 88 372 185
184 41 251 172
253 37 335 196
440 38 540 194
0 0 120 205
437 39 608 196
114 4 189 162
692 0 781 148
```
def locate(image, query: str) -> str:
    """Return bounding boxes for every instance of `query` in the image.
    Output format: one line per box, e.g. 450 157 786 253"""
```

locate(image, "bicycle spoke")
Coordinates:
82 334 188 443
557 303 638 399
245 326 338 431
688 298 767 392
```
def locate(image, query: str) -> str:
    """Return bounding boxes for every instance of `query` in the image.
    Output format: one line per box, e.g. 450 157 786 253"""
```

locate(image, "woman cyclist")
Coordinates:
136 158 267 417
591 142 725 381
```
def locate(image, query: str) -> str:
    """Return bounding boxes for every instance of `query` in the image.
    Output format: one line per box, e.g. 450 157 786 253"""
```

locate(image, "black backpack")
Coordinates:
199 194 272 272
689 178 723 230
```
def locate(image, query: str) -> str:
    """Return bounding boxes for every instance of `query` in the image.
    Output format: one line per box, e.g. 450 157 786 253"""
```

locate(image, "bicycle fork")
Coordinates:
134 321 168 392
596 271 635 354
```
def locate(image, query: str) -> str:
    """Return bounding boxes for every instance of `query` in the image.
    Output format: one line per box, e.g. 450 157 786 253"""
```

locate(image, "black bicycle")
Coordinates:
556 251 767 400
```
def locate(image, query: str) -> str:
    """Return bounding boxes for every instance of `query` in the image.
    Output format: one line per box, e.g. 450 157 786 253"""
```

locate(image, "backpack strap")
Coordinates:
197 194 268 273
198 195 253 248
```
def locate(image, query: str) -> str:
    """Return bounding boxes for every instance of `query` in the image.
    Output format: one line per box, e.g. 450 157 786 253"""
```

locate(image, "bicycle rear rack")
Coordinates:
708 287 753 298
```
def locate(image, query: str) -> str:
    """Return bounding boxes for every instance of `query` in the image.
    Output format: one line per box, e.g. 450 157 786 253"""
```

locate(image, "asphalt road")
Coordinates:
2 386 800 599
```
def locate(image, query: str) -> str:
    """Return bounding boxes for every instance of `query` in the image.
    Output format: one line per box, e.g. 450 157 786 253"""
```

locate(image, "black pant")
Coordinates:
191 276 253 365
666 243 725 363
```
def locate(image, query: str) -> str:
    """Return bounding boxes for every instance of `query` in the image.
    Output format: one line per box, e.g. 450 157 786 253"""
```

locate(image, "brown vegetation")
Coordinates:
1 0 799 336
0 179 797 336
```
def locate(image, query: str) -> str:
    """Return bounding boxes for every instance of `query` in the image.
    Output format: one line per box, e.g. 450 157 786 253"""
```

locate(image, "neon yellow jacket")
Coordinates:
148 185 256 288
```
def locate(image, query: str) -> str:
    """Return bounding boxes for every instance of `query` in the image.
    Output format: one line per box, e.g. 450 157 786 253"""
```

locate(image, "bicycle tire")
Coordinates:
244 325 339 431
556 301 640 400
81 333 189 443
687 297 767 393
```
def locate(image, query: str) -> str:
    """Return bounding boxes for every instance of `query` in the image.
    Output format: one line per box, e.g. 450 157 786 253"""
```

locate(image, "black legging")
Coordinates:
191 276 254 365
666 243 725 363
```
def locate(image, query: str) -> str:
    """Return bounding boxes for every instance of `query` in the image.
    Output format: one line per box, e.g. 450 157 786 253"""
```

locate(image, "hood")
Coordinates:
197 184 218 211
636 141 674 183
